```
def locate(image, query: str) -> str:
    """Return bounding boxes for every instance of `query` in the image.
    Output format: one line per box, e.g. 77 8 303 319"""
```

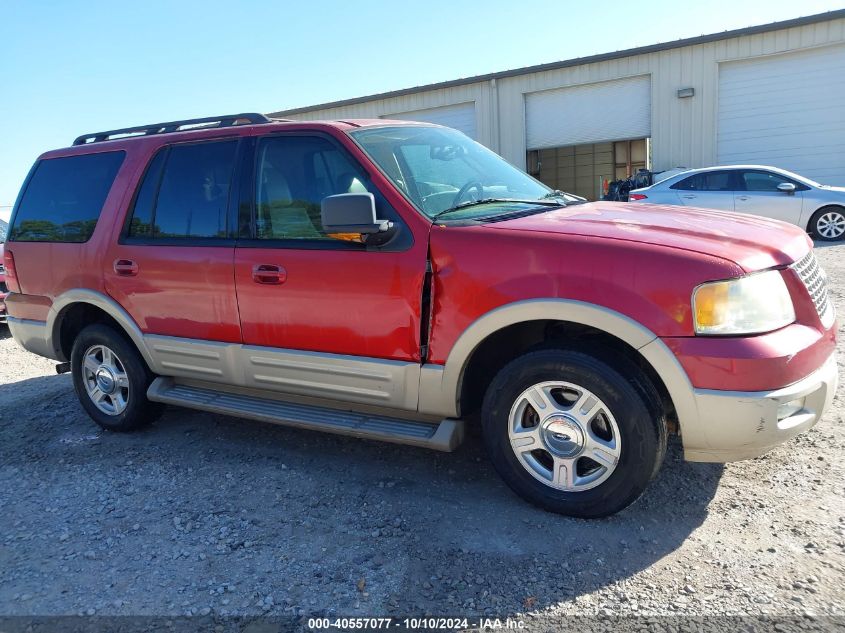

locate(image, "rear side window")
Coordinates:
127 140 237 239
10 152 124 242
670 171 736 192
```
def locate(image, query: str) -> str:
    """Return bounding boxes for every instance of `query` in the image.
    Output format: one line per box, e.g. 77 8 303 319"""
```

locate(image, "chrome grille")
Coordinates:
791 251 834 326
0 263 4 274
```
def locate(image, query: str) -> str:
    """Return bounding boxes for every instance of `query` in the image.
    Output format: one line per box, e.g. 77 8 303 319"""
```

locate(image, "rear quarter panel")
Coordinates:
5 145 151 322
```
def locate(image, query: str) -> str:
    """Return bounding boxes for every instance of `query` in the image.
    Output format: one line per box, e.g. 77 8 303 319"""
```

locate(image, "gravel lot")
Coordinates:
0 242 843 629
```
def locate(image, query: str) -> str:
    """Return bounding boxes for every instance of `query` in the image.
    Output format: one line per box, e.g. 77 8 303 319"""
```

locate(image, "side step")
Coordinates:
147 377 464 452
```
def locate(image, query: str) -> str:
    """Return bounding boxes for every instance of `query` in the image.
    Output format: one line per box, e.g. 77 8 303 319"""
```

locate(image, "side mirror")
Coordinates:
777 182 796 194
321 193 393 236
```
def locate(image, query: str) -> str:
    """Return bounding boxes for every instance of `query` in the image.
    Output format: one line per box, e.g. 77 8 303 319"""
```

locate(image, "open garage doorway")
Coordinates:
528 138 650 200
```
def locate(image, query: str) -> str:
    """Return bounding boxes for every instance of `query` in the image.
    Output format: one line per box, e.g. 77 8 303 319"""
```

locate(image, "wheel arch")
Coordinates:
47 289 154 368
807 204 845 234
419 299 697 441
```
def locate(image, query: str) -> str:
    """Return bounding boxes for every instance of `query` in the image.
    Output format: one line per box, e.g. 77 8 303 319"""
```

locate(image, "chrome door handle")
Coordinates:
252 264 287 284
682 195 696 199
737 196 749 201
113 259 138 276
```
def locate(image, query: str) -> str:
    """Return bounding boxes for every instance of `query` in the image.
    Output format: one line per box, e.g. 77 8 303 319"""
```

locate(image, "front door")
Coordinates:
233 132 428 364
105 139 242 343
734 169 805 226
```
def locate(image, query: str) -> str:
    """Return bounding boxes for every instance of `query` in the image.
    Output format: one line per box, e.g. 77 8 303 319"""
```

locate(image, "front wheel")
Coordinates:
70 324 164 432
481 348 667 518
810 207 845 241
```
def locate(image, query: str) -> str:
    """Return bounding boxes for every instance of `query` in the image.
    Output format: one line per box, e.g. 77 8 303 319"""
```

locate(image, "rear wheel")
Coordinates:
70 324 164 431
481 347 667 518
810 207 845 241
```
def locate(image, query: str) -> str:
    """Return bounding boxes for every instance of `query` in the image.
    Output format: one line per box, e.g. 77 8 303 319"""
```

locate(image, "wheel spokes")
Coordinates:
551 456 576 489
89 386 106 404
114 372 130 390
572 391 600 422
585 425 621 468
83 355 100 375
525 384 557 415
507 380 622 493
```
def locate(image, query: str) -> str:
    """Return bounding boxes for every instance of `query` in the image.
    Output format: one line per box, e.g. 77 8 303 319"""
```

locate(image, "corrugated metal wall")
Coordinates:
278 17 845 172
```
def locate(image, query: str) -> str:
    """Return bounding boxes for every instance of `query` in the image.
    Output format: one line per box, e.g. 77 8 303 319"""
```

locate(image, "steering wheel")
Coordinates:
452 181 485 207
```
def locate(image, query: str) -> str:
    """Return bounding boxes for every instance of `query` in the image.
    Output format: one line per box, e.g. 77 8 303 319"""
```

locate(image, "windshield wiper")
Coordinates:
540 189 583 200
430 198 563 223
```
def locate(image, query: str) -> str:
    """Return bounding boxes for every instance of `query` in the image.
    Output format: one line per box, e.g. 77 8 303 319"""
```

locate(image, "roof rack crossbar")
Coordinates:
72 112 272 146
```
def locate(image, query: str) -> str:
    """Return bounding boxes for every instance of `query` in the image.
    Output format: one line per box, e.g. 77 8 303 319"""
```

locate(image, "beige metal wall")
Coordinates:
279 17 845 172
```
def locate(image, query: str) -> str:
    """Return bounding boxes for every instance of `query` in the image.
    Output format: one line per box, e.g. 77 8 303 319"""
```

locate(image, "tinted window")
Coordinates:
127 149 167 238
127 141 237 239
10 152 124 242
255 135 389 241
671 171 735 192
741 170 799 192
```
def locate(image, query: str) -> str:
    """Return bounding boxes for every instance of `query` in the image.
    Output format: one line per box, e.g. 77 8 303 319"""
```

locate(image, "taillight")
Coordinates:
628 193 648 201
3 249 20 293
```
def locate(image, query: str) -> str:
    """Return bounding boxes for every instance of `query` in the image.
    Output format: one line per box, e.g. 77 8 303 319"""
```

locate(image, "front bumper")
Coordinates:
683 352 838 462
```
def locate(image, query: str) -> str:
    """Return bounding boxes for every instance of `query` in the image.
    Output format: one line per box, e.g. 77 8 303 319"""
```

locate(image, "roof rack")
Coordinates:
72 112 273 146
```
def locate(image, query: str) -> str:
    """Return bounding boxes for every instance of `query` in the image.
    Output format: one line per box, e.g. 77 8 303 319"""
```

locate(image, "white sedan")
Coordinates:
628 165 845 241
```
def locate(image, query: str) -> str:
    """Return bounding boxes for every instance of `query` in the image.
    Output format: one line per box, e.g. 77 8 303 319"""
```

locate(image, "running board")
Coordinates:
147 377 463 451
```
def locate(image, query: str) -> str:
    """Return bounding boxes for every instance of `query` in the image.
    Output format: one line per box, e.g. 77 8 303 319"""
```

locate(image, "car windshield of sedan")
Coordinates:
350 125 578 220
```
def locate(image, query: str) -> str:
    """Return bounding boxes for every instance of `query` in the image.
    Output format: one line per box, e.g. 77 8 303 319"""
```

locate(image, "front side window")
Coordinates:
741 170 802 192
10 151 124 242
254 135 388 241
127 140 237 239
351 126 557 219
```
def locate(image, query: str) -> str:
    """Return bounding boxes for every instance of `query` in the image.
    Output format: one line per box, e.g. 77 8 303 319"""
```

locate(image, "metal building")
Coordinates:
270 11 845 200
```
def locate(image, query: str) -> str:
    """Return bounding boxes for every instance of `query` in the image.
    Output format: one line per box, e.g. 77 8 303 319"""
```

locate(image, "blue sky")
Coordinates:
1 0 842 220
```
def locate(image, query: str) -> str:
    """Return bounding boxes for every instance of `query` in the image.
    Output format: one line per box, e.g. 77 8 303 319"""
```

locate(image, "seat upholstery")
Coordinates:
259 167 322 239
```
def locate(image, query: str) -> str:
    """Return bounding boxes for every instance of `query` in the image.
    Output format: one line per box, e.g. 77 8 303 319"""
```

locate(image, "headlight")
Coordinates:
693 270 795 335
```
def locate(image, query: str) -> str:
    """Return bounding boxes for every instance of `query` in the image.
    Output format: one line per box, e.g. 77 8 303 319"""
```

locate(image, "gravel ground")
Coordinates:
0 242 843 630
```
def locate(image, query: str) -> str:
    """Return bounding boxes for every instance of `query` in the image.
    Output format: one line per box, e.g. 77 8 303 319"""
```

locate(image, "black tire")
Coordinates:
70 324 164 432
809 206 845 242
481 347 667 518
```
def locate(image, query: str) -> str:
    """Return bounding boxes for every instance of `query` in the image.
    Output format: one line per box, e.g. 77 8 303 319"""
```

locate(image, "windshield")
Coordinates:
350 125 572 220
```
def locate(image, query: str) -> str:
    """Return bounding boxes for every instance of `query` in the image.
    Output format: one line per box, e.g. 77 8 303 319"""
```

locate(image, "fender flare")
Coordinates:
47 288 155 367
418 298 702 447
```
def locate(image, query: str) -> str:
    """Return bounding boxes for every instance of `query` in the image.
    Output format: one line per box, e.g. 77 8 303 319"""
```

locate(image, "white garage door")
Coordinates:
718 45 845 185
384 102 477 139
525 75 651 150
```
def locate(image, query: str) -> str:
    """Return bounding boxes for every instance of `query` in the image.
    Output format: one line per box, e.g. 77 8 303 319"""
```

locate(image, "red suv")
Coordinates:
3 113 838 517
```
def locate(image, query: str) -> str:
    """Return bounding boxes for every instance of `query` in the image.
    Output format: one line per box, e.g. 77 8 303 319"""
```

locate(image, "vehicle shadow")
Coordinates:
0 373 724 617
0 325 11 341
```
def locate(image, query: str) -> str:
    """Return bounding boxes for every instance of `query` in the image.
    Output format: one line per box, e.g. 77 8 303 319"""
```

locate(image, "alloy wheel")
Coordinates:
817 211 845 239
81 344 130 416
507 381 621 492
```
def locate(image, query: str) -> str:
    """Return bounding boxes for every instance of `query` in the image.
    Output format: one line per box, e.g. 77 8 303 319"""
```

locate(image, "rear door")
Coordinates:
104 139 242 342
669 170 739 211
734 169 805 226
